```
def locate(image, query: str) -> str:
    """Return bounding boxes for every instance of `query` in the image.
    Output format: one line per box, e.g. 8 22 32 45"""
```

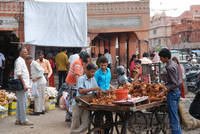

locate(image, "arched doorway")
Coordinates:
90 32 140 76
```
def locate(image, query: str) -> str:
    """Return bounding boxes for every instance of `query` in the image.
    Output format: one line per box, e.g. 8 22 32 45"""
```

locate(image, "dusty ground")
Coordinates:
1 77 199 134
0 108 70 134
0 108 200 134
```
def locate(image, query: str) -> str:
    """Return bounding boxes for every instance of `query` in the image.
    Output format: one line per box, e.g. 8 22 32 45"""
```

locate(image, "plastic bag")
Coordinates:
32 82 39 98
59 91 68 110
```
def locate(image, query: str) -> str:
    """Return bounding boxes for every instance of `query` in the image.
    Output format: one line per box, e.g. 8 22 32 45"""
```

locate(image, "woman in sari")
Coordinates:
47 53 55 87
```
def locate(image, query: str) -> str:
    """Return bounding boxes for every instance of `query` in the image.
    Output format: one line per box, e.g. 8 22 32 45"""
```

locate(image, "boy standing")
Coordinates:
158 48 182 134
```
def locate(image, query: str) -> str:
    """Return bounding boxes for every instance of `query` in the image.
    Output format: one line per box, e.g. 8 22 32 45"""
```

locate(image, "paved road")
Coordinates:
0 108 200 134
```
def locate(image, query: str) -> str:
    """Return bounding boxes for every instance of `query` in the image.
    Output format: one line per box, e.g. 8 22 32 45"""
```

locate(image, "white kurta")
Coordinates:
30 60 47 112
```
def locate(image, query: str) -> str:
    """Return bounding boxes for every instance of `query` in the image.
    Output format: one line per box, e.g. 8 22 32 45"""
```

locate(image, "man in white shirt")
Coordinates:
140 52 152 83
104 49 112 69
0 52 5 87
140 52 152 64
26 55 47 115
14 47 33 126
68 52 79 66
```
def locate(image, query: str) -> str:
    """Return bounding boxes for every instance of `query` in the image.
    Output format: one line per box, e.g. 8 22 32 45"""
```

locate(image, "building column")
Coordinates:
128 33 137 60
104 39 109 50
94 39 99 57
100 39 104 55
110 36 116 67
139 40 148 58
119 33 126 66
91 40 95 55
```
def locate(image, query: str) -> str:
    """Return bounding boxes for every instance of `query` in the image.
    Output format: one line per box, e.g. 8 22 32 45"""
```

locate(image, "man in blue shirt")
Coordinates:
70 63 102 134
95 56 114 91
94 56 114 134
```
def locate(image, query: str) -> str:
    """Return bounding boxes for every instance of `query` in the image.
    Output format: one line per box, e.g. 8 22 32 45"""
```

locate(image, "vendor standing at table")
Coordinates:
158 48 182 134
70 63 102 134
94 56 114 134
94 56 115 91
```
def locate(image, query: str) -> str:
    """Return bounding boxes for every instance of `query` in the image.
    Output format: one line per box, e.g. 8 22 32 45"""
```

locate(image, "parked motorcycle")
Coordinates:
116 66 133 87
185 64 200 94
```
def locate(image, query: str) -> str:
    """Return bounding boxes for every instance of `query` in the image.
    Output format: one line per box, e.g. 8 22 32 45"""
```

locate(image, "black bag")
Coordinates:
7 78 24 91
189 91 200 120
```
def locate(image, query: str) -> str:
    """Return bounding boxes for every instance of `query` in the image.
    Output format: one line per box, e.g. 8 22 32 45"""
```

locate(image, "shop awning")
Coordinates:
24 1 87 47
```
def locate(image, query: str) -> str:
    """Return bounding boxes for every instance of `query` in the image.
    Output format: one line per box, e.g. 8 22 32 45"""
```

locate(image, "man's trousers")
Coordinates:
167 90 182 134
16 90 28 123
34 84 46 112
70 105 89 134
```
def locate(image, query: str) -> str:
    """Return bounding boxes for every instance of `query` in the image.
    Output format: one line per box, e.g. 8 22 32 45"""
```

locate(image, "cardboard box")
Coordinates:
48 98 56 111
8 101 31 115
9 101 17 110
8 101 17 115
0 105 8 119
8 109 16 116
0 110 8 119
26 108 30 114
26 99 31 114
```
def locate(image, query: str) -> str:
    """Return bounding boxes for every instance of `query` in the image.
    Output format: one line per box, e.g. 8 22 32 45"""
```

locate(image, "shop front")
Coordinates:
0 16 21 88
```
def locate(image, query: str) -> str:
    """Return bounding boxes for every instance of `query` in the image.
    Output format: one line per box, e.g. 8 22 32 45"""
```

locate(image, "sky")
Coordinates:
35 0 200 17
150 0 200 17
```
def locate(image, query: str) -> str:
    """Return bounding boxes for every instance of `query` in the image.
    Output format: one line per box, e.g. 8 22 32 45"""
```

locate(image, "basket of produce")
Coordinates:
0 90 8 106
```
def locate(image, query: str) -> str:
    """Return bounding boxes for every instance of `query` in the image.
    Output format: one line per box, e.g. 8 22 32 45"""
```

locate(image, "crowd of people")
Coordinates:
12 47 70 125
11 46 114 128
3 45 186 134
129 51 186 97
127 49 184 134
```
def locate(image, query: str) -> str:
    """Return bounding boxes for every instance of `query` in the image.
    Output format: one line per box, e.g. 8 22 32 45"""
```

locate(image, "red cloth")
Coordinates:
130 61 135 73
48 59 55 87
65 58 84 85
179 64 185 98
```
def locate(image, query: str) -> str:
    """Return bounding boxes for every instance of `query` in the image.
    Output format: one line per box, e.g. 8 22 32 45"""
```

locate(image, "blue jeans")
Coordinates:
167 90 182 134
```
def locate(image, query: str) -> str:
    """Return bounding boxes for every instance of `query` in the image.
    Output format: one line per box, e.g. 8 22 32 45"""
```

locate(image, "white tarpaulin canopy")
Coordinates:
24 1 87 47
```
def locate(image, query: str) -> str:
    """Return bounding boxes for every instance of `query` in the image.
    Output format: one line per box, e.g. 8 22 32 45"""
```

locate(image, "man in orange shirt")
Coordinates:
65 52 88 84
36 51 52 86
65 50 90 122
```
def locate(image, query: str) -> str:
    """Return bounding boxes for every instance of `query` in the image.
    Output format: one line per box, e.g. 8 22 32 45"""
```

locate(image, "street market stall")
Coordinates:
76 82 169 134
0 86 58 119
